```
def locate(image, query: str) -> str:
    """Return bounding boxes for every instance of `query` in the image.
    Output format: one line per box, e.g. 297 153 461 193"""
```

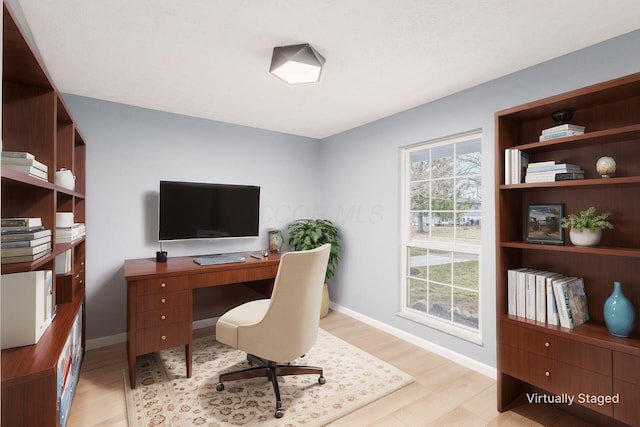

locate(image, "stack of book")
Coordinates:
1 151 48 181
1 217 52 264
56 223 86 243
539 123 585 141
507 268 590 329
525 160 584 183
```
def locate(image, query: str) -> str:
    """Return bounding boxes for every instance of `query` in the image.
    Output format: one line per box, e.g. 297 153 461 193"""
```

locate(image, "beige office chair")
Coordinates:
215 243 331 418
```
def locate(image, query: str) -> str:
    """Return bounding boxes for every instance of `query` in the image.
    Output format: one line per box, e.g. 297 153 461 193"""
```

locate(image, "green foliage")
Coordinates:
288 219 341 282
561 207 614 232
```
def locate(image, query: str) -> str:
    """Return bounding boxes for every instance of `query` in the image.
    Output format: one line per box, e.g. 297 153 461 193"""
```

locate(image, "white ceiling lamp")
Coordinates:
269 43 325 84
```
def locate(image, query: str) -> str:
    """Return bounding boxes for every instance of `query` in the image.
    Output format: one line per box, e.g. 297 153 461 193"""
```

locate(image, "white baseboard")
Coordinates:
329 302 497 380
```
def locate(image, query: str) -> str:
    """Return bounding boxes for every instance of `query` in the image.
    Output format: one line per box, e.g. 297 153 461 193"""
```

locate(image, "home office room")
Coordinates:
2 1 640 426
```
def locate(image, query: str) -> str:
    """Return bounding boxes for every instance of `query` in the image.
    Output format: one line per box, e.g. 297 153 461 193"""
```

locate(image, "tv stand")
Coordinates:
123 252 281 388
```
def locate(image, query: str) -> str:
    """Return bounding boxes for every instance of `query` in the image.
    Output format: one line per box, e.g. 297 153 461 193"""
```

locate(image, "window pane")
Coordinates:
408 247 428 279
453 288 479 329
431 178 453 211
410 212 430 240
410 149 430 181
428 282 451 321
410 182 429 210
431 145 454 178
455 138 481 175
453 253 479 290
428 250 451 285
408 278 427 312
456 177 481 210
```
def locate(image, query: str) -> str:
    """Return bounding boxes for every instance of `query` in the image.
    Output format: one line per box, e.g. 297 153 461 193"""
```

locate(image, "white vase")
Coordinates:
569 228 602 247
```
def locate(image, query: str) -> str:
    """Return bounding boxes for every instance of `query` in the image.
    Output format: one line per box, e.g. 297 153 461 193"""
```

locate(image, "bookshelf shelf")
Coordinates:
1 2 87 426
496 72 640 426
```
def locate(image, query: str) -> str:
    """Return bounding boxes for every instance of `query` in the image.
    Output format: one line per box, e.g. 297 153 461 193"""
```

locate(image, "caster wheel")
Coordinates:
216 383 224 391
318 375 326 385
274 408 284 418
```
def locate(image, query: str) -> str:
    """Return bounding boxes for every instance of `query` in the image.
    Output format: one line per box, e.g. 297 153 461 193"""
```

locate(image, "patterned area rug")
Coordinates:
125 329 413 426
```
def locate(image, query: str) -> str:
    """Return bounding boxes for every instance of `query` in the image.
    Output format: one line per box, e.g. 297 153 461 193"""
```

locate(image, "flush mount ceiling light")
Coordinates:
269 43 325 84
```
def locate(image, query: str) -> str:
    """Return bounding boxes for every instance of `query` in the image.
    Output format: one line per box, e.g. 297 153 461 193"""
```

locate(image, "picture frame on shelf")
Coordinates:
525 203 564 245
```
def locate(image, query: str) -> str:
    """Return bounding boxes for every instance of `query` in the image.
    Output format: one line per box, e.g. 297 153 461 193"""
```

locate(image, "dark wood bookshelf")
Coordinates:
2 2 88 425
495 72 640 426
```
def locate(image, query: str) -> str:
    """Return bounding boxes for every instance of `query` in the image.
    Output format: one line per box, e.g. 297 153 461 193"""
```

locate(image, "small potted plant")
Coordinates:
561 207 613 247
288 219 341 317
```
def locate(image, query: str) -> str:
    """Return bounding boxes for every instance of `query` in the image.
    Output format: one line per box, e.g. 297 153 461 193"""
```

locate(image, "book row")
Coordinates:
507 268 590 329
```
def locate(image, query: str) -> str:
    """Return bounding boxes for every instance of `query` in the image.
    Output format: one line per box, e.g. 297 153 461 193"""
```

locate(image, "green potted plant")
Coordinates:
288 219 341 317
561 207 613 247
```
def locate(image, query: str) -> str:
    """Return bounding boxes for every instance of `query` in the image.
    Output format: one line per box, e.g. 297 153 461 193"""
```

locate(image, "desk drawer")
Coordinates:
137 290 190 312
136 305 190 328
136 276 188 295
136 321 190 355
190 265 278 288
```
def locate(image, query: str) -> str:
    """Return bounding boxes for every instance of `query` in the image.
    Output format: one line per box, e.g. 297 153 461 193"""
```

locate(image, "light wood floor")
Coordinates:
67 310 593 426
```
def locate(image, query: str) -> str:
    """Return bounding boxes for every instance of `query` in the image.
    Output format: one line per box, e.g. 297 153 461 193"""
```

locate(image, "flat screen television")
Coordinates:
159 180 260 241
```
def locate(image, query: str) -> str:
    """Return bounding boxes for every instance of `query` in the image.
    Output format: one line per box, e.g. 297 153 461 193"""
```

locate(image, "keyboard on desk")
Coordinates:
193 254 247 266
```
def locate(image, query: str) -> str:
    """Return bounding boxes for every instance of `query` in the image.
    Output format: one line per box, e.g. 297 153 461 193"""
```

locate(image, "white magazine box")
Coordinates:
1 270 54 349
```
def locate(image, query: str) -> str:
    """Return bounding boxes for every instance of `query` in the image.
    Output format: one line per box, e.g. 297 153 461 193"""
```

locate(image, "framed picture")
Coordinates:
525 204 564 244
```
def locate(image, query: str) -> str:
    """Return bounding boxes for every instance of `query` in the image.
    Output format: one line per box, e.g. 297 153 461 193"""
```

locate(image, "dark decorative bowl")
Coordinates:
551 109 573 124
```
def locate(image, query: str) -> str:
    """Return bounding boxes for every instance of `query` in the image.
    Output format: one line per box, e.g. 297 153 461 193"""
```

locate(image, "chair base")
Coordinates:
216 354 325 418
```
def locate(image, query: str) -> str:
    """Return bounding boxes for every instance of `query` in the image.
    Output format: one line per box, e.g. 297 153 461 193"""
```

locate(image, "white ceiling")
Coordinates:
16 0 640 139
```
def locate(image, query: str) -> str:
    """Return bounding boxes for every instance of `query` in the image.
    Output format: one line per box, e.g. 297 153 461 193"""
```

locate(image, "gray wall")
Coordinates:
320 30 640 368
62 98 321 340
63 29 640 368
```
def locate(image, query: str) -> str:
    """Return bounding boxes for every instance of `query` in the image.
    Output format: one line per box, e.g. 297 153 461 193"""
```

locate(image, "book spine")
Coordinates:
546 279 559 326
0 217 42 227
552 280 570 328
516 270 527 318
555 172 585 181
525 271 537 321
561 284 575 328
526 164 581 172
507 269 517 316
535 274 547 323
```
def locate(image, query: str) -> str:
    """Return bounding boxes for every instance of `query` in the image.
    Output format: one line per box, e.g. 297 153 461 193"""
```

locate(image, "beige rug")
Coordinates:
125 329 413 426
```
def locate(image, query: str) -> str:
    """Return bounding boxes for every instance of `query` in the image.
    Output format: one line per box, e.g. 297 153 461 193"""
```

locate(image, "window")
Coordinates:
400 131 482 343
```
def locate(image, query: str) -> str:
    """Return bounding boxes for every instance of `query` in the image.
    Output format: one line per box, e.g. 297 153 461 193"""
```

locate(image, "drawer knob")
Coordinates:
161 282 166 288
161 315 166 320
545 371 550 377
161 298 166 304
161 335 166 340
544 342 550 348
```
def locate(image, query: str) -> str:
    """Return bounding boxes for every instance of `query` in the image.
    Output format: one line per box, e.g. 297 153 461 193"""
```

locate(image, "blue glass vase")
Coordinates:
603 281 635 337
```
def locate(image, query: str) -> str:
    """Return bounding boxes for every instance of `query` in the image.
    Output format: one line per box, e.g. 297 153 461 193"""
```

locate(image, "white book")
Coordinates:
525 270 540 320
0 235 51 248
2 164 48 180
1 217 42 227
507 268 527 316
1 157 48 173
504 148 512 185
535 272 562 323
552 277 577 328
515 269 532 318
1 151 35 159
0 242 50 257
539 130 584 141
541 123 586 134
546 275 563 326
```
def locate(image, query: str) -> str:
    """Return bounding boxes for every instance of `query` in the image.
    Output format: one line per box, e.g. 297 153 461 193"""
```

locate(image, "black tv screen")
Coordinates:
159 181 260 241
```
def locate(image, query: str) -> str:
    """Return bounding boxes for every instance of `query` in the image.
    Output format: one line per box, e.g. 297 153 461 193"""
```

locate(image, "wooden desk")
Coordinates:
123 253 281 388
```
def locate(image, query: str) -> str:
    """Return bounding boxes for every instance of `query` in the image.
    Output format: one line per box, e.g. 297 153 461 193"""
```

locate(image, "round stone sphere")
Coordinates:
596 156 616 178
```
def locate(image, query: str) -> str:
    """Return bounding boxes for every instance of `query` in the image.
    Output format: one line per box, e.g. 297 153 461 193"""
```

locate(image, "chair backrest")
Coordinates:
240 243 331 362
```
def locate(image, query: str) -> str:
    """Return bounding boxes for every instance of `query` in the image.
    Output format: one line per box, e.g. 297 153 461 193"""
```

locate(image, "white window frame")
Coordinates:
399 130 483 345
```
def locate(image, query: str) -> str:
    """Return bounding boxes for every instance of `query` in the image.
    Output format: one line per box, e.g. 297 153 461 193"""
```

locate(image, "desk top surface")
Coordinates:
124 252 282 280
